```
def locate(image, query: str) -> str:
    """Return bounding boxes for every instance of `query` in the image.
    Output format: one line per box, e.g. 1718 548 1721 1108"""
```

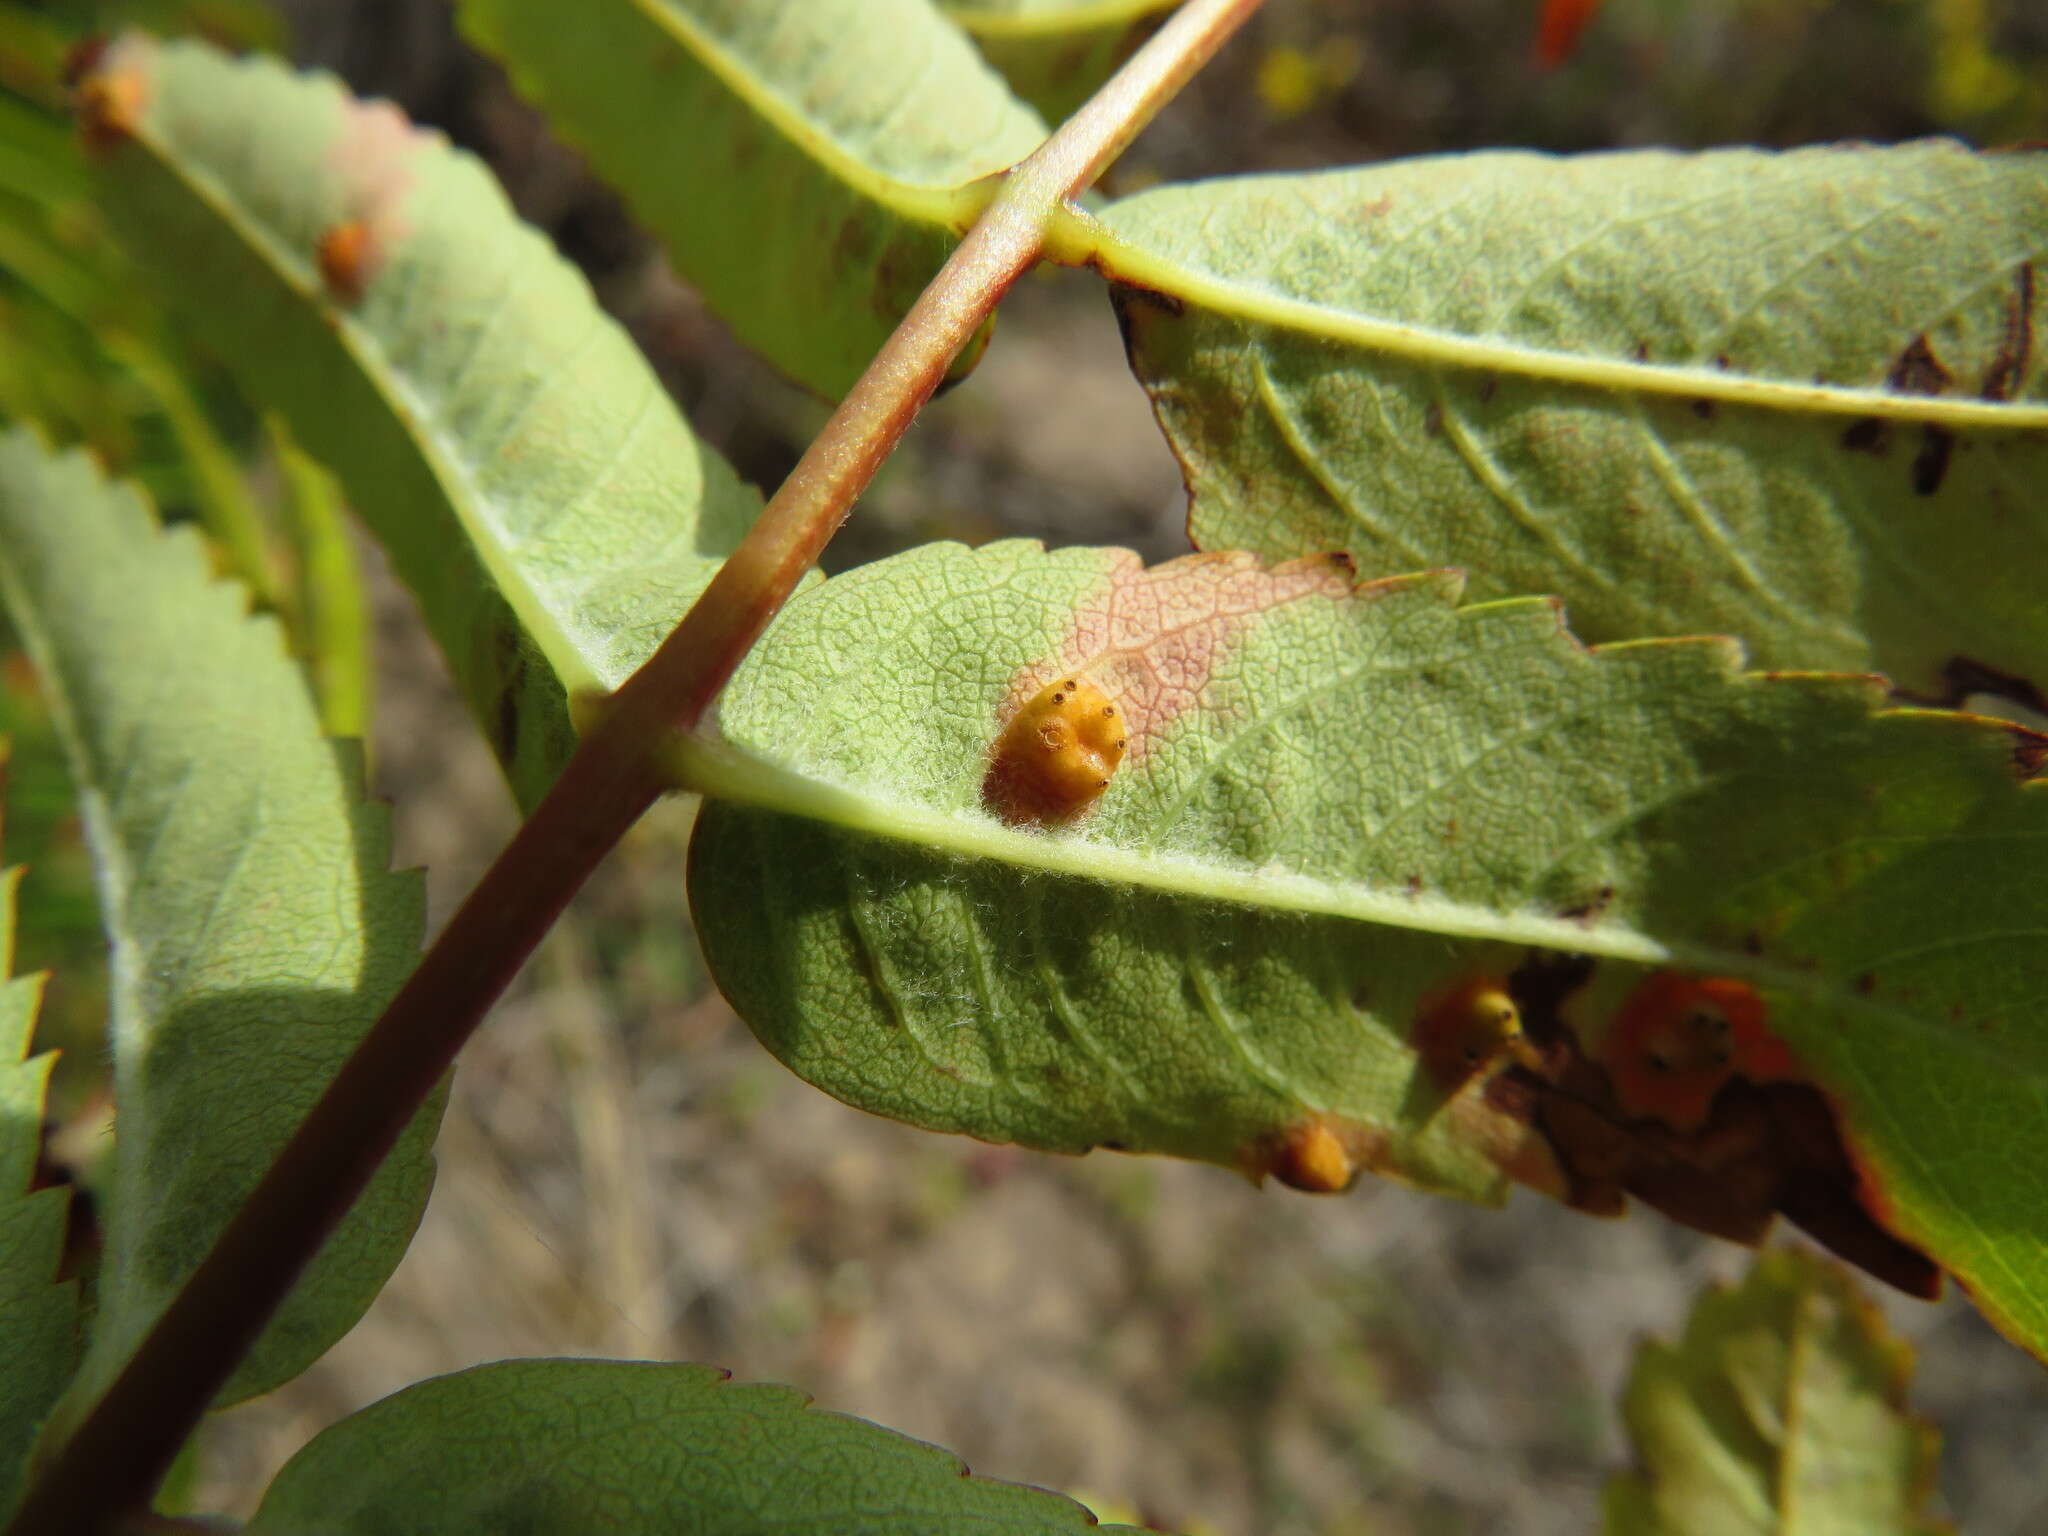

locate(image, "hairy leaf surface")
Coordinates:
943 0 1182 123
0 428 438 1414
685 539 2048 1356
1092 144 2048 697
459 0 1049 398
0 791 75 1522
248 1359 1149 1535
86 36 760 808
1605 1248 1945 1535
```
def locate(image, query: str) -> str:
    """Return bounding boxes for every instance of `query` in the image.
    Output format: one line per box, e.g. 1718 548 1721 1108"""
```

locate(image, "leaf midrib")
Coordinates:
678 731 2048 1085
941 0 1181 40
629 0 1012 227
1059 208 2048 430
682 730 1659 960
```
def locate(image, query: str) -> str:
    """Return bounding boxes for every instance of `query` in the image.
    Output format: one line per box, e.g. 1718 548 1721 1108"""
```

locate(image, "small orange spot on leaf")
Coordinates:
76 62 146 153
1248 1114 1382 1194
317 220 377 304
1273 1119 1355 1193
1414 976 1535 1094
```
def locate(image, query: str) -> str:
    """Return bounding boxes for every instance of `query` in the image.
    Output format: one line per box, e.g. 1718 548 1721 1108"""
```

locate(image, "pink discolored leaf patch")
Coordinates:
318 97 424 293
1000 549 1359 767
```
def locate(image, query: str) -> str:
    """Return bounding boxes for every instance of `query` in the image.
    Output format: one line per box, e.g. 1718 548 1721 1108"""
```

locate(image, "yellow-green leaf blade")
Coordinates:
0 427 438 1414
685 540 2048 1353
1093 143 2048 695
1605 1248 1946 1536
87 35 761 807
458 0 1049 397
943 0 1182 123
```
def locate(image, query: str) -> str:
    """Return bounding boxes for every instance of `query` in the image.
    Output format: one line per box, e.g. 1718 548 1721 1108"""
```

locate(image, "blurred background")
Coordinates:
6 1 2048 1531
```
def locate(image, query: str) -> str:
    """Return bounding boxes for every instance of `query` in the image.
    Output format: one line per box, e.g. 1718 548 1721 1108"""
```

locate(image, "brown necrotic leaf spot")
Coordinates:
983 675 1127 828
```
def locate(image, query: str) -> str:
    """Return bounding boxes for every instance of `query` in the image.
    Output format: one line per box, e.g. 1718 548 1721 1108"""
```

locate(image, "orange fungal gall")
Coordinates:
1273 1119 1357 1193
1602 972 1792 1132
982 675 1127 828
1414 977 1531 1092
76 64 145 152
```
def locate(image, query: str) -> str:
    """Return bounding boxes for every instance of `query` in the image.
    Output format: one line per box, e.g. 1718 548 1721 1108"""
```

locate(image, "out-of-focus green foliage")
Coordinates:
0 781 76 1526
1606 1248 1946 1535
0 0 289 1113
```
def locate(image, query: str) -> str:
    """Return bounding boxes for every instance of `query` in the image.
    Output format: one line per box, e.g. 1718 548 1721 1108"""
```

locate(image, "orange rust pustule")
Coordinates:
1601 972 1795 1133
316 220 377 304
982 675 1127 828
76 64 146 153
1252 1114 1381 1194
1273 1120 1355 1193
1413 976 1535 1093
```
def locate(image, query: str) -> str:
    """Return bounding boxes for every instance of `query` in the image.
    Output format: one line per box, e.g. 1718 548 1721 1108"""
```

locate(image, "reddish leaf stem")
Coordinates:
7 1 1267 1531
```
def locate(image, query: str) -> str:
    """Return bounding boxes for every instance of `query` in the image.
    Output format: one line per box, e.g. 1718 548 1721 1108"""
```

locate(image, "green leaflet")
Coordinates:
683 539 2048 1355
88 35 762 809
1605 1249 1945 1536
248 1359 1153 1535
0 13 276 583
1088 143 2048 697
457 0 1049 398
0 815 76 1522
943 0 1182 123
0 429 438 1416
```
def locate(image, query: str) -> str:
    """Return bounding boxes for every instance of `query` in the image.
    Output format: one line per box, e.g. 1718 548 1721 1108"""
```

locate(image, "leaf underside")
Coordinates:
458 0 1049 398
247 1358 1152 1535
1092 142 2048 699
0 39 274 582
0 427 438 1415
684 538 2048 1359
1604 1247 1946 1536
86 34 761 809
942 0 1183 124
